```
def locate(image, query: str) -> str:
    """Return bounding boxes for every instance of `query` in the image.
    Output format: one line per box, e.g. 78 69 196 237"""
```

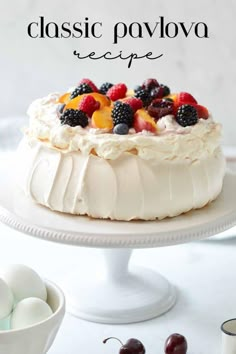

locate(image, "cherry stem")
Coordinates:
103 337 124 346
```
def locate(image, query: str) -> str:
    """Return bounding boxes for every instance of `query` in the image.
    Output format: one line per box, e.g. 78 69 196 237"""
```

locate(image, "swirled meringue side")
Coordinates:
16 137 226 221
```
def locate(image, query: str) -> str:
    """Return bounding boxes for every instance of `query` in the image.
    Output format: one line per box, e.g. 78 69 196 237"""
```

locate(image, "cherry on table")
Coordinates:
164 333 187 354
103 337 145 354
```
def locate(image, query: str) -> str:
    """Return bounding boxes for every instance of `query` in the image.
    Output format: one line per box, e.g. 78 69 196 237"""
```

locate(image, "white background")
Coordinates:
0 0 236 145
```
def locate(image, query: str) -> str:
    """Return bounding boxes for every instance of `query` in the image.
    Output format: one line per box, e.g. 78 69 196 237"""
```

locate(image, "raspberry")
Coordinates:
125 97 143 112
111 101 134 127
60 109 88 127
78 95 100 117
134 89 151 107
142 78 159 91
70 83 93 100
99 82 113 95
148 99 173 120
106 83 127 101
78 78 98 92
176 104 198 127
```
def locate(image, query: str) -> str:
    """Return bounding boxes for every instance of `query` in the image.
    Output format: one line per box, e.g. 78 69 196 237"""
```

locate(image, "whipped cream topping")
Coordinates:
26 92 222 160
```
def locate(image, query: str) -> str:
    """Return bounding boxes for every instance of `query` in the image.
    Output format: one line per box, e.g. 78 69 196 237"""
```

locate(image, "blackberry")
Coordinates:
134 85 142 92
70 83 93 99
148 99 173 120
60 109 88 128
176 104 198 127
160 84 170 97
134 89 151 107
99 82 113 95
111 101 134 127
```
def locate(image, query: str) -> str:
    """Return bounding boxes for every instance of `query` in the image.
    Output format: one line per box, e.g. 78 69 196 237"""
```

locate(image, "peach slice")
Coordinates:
58 93 71 104
91 106 113 130
165 93 177 102
65 94 86 109
89 93 110 108
133 109 157 133
126 89 135 97
65 92 110 110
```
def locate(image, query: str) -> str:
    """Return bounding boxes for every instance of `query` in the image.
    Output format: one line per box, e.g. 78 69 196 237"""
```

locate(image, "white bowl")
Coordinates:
0 280 65 354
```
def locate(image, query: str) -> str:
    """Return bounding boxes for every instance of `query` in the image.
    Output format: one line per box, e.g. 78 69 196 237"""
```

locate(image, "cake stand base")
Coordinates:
1 161 236 324
64 249 176 324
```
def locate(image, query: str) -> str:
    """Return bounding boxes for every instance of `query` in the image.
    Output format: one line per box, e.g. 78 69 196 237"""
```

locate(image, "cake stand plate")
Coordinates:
1 161 236 323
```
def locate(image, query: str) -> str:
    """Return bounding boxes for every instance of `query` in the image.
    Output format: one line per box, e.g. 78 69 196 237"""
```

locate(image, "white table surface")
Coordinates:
1 212 236 354
1 119 236 354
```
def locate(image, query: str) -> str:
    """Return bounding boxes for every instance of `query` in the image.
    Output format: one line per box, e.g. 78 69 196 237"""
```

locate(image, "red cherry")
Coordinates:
150 86 164 99
142 78 159 92
164 333 188 354
103 337 145 354
148 98 173 120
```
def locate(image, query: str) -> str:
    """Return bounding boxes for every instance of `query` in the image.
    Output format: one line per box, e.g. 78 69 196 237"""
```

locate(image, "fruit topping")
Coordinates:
58 93 71 104
107 83 127 101
150 86 164 100
160 84 171 97
134 85 143 92
166 93 178 102
194 104 209 119
171 92 197 114
91 106 113 130
56 103 66 117
56 78 209 133
133 109 157 133
103 337 145 354
176 104 198 127
126 89 135 96
164 333 188 354
88 92 111 108
134 88 152 107
78 78 98 92
65 94 86 110
124 97 143 112
142 78 159 91
99 82 114 95
112 101 134 127
113 123 129 135
60 109 88 128
148 99 173 120
176 92 198 105
70 83 93 100
78 95 100 117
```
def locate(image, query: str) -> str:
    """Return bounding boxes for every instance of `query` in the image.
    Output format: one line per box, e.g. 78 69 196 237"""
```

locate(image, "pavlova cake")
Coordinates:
17 78 226 220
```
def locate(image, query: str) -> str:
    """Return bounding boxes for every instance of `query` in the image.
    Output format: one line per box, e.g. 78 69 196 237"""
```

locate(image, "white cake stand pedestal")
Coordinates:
1 163 236 323
64 248 176 323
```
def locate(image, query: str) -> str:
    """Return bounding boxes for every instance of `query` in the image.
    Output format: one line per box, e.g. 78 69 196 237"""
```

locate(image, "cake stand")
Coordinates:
1 161 236 323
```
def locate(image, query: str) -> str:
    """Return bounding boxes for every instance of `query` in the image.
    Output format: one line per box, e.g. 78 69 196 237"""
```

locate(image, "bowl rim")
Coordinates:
0 278 65 334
